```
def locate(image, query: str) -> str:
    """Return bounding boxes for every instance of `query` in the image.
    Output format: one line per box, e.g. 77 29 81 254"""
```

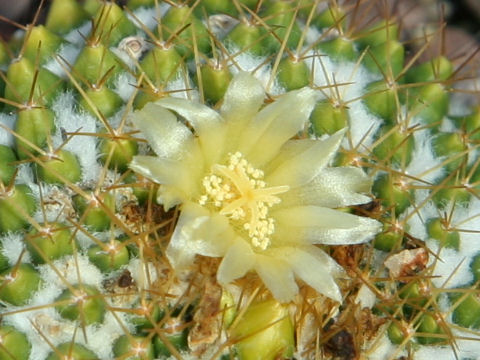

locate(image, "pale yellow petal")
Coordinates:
254 254 298 303
221 71 265 123
189 213 236 257
130 102 193 160
130 155 184 185
166 202 210 269
156 97 223 131
237 87 316 167
273 205 382 245
266 129 345 187
130 154 204 206
217 237 255 285
270 246 344 302
279 167 373 208
155 97 227 165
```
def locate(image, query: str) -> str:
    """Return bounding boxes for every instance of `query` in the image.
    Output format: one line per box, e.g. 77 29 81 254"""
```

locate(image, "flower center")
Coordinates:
199 152 289 250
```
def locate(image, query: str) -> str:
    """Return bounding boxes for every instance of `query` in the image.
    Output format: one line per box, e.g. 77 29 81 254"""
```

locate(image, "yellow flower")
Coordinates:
129 72 381 303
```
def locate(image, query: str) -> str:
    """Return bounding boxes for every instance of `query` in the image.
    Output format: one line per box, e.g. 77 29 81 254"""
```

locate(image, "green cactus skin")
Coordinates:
0 184 36 234
0 263 41 306
45 343 98 360
72 192 115 231
0 145 17 185
0 325 31 360
36 150 82 184
112 335 155 360
87 239 129 272
55 284 106 325
25 222 75 264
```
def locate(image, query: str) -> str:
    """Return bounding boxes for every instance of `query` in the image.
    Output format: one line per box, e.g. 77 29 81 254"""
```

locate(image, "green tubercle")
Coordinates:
45 343 98 360
55 284 106 325
25 222 75 264
87 239 129 272
0 263 41 306
0 325 31 360
0 184 36 234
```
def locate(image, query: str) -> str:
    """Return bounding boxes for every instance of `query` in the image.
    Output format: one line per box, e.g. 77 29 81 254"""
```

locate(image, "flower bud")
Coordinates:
230 299 294 360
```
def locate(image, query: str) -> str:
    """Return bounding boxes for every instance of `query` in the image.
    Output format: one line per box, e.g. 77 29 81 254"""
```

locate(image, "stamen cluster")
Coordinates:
199 152 288 250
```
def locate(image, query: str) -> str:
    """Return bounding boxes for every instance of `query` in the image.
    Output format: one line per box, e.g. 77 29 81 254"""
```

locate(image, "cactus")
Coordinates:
0 0 479 359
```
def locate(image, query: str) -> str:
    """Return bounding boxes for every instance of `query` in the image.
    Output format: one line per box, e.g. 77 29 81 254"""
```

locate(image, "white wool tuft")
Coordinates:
427 241 473 289
304 52 382 148
0 112 16 146
406 129 444 184
44 43 82 79
114 72 138 102
367 333 407 360
0 232 30 265
64 22 92 45
413 329 480 360
130 5 170 30
50 91 101 183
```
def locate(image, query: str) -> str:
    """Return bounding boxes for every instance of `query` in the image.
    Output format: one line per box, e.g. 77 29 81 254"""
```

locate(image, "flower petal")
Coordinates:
237 87 317 167
130 102 193 160
273 205 382 245
166 202 209 269
220 71 265 128
156 97 223 130
129 154 203 208
270 246 344 302
166 202 235 269
217 237 255 285
265 129 345 187
254 254 298 303
279 167 373 208
155 97 227 165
